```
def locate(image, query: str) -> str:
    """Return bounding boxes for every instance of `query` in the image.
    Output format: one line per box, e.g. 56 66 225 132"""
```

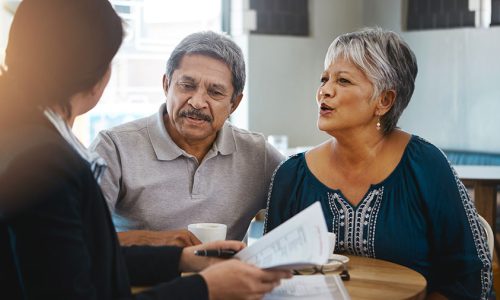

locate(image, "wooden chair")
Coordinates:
478 214 494 259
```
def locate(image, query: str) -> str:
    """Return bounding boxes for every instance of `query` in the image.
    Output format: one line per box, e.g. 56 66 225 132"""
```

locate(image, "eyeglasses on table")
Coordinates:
292 258 350 281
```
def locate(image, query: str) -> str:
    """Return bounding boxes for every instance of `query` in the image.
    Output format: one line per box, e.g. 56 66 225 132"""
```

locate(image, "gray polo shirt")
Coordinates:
90 103 284 240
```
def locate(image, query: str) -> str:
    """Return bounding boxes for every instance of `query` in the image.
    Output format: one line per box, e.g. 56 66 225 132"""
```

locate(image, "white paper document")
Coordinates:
235 201 330 269
263 275 351 300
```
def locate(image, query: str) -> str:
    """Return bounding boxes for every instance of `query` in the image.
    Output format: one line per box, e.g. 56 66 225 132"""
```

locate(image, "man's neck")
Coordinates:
178 139 214 163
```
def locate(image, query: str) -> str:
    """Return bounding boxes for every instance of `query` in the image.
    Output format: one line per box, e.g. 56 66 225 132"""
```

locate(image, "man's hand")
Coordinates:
117 229 201 247
200 259 292 300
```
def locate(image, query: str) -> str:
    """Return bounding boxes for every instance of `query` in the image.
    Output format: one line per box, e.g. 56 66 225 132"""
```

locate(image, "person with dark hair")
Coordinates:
90 31 284 247
264 27 492 299
0 1 290 299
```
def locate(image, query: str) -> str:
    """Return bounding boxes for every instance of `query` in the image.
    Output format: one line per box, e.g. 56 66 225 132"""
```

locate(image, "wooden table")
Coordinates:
454 166 500 259
333 255 427 300
133 256 427 299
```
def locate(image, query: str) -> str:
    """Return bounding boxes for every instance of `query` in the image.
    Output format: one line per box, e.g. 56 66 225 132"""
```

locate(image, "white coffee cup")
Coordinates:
327 232 336 255
188 223 227 244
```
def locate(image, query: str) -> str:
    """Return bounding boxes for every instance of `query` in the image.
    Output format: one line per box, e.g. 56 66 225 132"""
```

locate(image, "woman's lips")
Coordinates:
319 104 334 116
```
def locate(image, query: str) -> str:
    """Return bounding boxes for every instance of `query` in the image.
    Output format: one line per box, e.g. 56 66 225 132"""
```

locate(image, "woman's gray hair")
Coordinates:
166 31 245 102
325 27 418 134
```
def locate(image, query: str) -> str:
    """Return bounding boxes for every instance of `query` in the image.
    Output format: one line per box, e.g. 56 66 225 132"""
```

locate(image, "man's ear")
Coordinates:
162 74 170 96
230 94 243 114
377 90 396 116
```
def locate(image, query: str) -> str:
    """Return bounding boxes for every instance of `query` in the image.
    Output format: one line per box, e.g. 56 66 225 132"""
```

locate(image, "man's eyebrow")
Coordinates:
178 75 196 82
210 83 228 91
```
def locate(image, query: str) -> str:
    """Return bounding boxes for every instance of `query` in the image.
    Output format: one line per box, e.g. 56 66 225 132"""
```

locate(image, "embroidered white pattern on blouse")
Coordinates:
428 136 492 299
328 187 384 258
451 167 492 300
263 155 294 234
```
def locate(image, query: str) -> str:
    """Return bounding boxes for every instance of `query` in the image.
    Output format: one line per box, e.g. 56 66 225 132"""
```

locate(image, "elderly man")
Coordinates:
90 31 284 246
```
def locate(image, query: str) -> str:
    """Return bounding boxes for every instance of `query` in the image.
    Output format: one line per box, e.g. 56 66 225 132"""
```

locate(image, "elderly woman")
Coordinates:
264 28 492 299
0 0 290 299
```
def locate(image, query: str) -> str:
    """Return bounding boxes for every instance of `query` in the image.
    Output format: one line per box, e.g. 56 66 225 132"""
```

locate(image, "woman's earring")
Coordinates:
376 118 381 130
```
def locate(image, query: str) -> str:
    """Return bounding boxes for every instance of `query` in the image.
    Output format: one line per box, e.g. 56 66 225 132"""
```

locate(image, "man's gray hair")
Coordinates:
324 27 418 134
166 31 245 102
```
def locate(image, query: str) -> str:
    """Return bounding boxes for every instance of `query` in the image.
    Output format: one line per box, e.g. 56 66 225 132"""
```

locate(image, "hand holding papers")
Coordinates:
235 201 330 269
236 202 351 299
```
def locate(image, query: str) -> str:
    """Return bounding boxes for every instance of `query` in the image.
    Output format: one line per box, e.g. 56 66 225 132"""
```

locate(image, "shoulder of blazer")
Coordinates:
0 120 79 175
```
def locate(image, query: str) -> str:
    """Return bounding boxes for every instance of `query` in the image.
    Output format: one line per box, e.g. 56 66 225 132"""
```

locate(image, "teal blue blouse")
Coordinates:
264 135 491 299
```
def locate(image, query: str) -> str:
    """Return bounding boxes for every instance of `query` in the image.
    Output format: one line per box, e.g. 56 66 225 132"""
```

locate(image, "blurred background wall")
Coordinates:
1 0 499 153
246 0 500 153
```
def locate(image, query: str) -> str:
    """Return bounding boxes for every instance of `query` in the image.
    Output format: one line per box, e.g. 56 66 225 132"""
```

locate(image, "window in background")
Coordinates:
492 0 500 25
406 0 500 30
73 0 223 146
406 0 476 30
249 0 309 36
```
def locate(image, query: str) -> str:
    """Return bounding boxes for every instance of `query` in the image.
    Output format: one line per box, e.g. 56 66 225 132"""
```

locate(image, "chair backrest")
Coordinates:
477 215 494 259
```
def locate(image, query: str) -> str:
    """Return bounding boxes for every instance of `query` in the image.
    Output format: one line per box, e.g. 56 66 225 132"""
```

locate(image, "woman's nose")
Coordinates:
319 84 333 98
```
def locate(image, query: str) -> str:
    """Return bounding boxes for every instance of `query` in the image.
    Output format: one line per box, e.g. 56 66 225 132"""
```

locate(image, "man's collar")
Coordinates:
214 120 236 156
147 103 237 161
148 103 183 161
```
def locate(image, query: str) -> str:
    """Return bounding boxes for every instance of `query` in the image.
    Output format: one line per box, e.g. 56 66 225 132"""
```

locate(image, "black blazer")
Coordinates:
0 111 208 299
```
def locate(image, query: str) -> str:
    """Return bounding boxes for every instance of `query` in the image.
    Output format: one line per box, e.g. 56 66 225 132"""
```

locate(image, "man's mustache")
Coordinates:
179 109 212 122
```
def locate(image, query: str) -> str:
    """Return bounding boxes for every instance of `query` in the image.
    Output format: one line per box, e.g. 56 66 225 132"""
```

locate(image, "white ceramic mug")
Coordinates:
327 232 336 255
188 223 227 244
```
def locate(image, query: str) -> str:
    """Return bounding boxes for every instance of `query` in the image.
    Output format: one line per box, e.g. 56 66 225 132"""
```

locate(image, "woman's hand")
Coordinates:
200 259 292 300
179 240 246 272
